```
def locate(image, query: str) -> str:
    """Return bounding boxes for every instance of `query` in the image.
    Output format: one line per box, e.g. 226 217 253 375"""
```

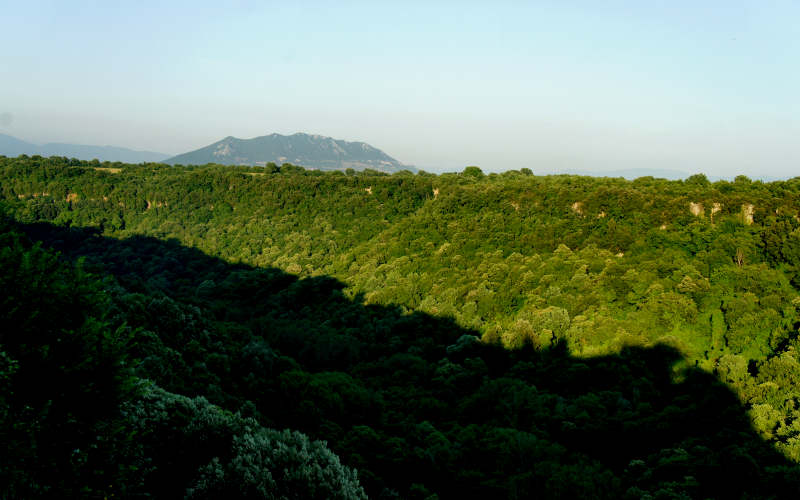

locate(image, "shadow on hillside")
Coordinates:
18 221 800 499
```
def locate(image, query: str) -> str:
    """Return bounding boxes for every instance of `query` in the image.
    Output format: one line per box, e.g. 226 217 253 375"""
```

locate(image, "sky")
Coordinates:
1 0 799 177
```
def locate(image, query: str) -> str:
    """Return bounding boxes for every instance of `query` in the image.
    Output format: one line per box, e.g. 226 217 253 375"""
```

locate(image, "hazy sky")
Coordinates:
1 1 799 177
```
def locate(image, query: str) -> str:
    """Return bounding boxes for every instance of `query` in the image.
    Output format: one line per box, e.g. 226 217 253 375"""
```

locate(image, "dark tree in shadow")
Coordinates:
8 220 800 499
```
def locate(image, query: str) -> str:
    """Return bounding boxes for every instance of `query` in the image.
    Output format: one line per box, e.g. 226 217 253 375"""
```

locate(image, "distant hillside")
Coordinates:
544 168 783 182
0 133 169 163
0 133 36 157
166 133 413 173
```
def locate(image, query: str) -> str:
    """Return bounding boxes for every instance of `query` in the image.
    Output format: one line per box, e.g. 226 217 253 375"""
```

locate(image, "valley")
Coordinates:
3 155 800 497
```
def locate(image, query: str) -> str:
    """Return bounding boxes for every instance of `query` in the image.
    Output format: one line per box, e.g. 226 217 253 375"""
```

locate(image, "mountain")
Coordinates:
165 133 414 173
36 143 170 163
0 133 169 163
0 133 39 157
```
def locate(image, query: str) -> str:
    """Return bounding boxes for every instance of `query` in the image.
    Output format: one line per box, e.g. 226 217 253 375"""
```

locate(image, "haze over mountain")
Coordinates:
165 133 413 173
536 168 758 182
0 133 169 163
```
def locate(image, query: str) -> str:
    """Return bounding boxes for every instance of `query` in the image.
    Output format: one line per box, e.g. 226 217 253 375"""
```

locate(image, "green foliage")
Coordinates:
125 384 366 499
462 165 485 179
685 173 710 186
5 156 800 497
0 218 136 497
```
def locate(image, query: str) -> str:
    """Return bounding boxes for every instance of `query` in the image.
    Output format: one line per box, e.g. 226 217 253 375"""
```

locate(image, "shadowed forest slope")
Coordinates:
4 219 800 498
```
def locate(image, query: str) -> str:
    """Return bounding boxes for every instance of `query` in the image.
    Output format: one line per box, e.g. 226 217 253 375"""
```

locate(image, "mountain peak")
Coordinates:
166 133 413 173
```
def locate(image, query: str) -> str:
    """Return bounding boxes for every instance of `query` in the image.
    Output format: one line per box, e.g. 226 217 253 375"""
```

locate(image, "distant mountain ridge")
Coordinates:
0 133 170 163
165 133 413 173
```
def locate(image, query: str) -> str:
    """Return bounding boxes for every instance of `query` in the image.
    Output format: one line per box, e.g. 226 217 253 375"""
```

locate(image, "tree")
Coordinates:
462 166 485 179
127 385 367 499
685 173 710 186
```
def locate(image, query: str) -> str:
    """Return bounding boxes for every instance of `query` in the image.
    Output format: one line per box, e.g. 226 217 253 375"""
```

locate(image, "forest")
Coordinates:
4 154 800 498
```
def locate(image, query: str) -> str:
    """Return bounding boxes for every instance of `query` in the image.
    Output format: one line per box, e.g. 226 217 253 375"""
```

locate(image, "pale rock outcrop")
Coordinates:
709 202 722 223
742 204 755 225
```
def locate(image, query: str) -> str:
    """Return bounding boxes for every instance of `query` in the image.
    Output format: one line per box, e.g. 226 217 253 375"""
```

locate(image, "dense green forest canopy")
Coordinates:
4 154 800 498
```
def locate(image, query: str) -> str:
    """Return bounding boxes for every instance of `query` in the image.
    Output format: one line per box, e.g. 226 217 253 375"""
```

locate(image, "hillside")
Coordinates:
165 132 413 173
0 133 35 157
4 157 800 497
0 133 169 163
